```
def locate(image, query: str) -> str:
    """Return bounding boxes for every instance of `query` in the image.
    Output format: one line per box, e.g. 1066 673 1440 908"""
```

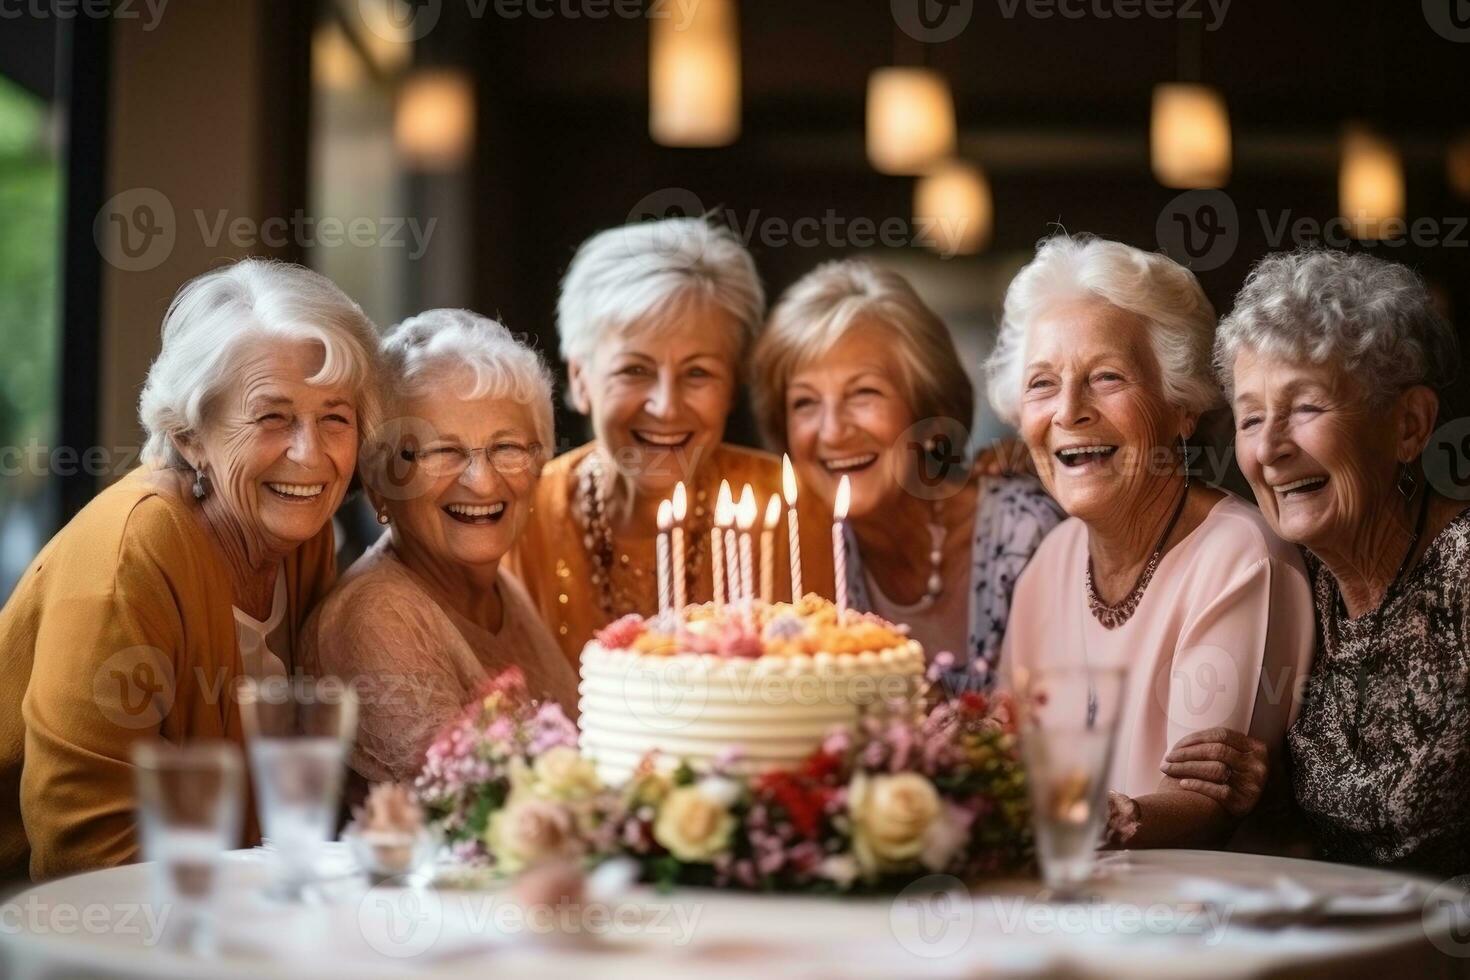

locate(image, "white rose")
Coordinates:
653 785 736 863
848 772 942 877
485 795 583 874
531 746 602 801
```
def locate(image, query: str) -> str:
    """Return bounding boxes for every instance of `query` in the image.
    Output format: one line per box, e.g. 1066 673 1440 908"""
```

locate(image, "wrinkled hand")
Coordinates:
1160 727 1268 820
972 439 1034 477
1104 791 1141 848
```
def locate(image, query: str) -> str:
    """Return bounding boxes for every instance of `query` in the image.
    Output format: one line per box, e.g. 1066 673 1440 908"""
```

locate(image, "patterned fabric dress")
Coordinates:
845 475 1063 689
1287 506 1470 878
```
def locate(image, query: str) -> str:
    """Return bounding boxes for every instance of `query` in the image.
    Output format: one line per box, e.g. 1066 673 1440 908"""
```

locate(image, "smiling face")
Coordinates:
568 298 740 497
187 339 359 557
784 319 917 519
1018 299 1194 522
384 382 542 571
1230 347 1406 550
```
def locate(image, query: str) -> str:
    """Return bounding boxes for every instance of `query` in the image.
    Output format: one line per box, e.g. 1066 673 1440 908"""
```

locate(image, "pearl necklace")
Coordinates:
576 451 708 619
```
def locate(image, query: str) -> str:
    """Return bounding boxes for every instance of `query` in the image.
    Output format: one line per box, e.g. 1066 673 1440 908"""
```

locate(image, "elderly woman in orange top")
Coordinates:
991 234 1315 848
301 309 577 786
0 260 380 880
510 217 788 661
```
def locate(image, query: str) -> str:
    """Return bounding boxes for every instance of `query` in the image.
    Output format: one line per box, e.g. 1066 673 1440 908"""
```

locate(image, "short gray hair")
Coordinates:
380 308 555 454
985 234 1221 425
1214 248 1461 413
139 259 382 468
555 216 765 367
753 258 973 451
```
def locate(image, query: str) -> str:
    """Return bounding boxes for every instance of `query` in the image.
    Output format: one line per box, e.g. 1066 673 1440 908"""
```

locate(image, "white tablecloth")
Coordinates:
2 846 1467 979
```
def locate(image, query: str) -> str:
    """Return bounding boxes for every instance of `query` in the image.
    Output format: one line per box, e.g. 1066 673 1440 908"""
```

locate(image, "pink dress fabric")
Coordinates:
1000 494 1316 798
300 534 579 784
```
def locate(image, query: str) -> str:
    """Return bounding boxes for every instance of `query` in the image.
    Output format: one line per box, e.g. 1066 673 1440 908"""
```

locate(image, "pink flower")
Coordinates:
595 614 646 650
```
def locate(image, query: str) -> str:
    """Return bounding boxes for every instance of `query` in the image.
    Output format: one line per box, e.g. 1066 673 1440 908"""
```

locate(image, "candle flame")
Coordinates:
782 454 798 503
736 484 757 530
672 481 688 521
763 493 782 530
834 475 851 520
715 480 734 525
657 498 673 531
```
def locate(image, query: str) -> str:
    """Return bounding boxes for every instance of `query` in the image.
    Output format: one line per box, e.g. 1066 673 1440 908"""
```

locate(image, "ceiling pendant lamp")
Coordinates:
1339 125 1405 239
649 0 740 147
1447 134 1470 200
395 69 476 171
866 67 956 175
1150 83 1232 188
914 160 991 256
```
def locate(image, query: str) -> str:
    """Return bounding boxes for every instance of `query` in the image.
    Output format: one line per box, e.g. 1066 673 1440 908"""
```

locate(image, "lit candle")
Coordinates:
782 454 803 603
671 482 688 618
656 498 673 620
737 485 756 622
833 475 851 622
717 481 739 611
710 520 726 609
761 494 780 605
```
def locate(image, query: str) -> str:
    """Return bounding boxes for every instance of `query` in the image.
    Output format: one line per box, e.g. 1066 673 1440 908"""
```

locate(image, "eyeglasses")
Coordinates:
400 442 540 477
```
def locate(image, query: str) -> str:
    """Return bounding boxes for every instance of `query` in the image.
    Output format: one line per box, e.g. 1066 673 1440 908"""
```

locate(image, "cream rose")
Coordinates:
485 795 583 873
653 785 735 862
848 772 942 876
531 746 602 801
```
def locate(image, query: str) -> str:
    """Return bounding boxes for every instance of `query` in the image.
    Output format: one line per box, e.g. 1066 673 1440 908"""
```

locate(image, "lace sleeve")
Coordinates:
307 576 471 784
969 476 1066 672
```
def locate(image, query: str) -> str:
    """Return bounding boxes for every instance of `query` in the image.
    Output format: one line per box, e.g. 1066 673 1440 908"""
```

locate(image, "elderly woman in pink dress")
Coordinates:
989 234 1315 847
301 309 577 786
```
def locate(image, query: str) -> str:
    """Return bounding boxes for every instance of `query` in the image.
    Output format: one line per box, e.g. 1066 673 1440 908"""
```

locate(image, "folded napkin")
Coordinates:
1173 874 1425 926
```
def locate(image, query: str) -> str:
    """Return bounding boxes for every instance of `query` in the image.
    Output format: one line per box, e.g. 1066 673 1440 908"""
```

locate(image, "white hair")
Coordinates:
555 216 765 368
984 234 1221 425
380 308 555 454
138 259 382 468
1214 248 1460 413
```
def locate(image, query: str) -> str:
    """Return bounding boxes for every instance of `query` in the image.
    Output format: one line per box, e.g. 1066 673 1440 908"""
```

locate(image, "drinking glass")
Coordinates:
1015 663 1127 893
237 674 357 900
131 739 243 954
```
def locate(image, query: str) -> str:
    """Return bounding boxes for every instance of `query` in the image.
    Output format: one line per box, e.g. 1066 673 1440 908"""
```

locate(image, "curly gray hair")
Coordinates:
1214 249 1461 416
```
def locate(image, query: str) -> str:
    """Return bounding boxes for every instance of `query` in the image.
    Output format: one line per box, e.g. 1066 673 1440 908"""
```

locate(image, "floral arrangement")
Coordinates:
413 656 1031 892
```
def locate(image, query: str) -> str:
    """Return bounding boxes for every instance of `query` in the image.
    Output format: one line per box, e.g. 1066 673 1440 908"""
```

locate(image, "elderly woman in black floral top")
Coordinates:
1207 248 1469 878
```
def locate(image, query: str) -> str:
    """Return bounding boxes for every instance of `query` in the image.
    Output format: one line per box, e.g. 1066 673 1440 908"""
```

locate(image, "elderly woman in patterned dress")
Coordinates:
991 234 1317 848
1211 248 1469 877
752 258 1062 688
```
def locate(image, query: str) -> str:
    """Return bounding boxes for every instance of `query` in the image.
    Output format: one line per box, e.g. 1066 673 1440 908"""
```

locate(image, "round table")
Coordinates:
2 846 1466 979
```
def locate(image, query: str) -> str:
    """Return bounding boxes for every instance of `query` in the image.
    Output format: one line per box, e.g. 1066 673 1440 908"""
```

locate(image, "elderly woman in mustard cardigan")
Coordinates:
0 259 380 881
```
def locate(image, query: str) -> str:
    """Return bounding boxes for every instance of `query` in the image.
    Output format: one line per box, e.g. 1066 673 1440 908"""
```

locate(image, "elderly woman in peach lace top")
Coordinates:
301 309 578 785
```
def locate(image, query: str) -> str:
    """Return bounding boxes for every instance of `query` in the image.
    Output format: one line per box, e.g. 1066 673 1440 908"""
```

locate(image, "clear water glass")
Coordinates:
1015 664 1127 893
131 739 243 954
236 675 357 900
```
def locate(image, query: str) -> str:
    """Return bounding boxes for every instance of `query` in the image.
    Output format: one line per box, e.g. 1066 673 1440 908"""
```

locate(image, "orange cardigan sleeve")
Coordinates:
19 499 199 881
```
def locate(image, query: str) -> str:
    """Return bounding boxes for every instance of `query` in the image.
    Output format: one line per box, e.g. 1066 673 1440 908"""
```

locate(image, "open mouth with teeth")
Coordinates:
266 482 326 501
1273 475 1329 497
632 430 693 449
1054 445 1119 468
822 453 879 474
444 501 507 525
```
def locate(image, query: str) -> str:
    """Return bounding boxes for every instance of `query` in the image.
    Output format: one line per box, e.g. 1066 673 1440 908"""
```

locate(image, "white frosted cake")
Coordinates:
577 597 925 783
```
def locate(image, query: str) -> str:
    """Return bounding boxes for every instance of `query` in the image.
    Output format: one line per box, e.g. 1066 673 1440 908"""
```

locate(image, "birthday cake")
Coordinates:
577 596 926 783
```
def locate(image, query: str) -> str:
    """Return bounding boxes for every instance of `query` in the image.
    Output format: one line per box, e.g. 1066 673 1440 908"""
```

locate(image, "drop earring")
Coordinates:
377 511 390 525
191 468 211 500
